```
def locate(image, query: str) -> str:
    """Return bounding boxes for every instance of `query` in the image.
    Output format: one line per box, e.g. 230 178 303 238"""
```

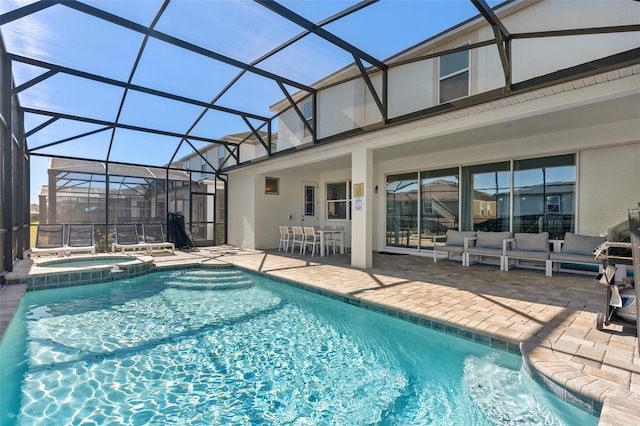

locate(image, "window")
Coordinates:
265 177 279 195
439 46 469 103
326 181 351 220
302 99 314 138
513 154 575 238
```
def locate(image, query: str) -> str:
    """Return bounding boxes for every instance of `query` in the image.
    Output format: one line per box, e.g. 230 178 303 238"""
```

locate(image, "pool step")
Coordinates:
165 279 254 291
164 269 254 291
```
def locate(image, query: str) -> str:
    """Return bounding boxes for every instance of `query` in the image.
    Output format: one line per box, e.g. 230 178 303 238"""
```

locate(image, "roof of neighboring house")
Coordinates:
48 158 194 182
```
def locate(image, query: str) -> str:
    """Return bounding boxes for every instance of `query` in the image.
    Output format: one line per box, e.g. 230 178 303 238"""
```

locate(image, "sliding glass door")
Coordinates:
384 154 576 250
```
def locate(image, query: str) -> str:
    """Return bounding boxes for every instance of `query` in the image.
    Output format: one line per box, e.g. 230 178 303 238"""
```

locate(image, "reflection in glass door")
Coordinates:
513 154 575 238
386 172 419 248
461 162 510 231
420 168 459 250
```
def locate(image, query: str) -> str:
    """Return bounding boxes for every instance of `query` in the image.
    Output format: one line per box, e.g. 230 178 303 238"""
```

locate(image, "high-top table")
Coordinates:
314 227 345 256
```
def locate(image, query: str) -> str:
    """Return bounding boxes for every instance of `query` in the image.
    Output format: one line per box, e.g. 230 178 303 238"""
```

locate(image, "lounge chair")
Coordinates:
23 224 65 259
433 230 476 266
465 230 511 270
111 224 150 254
63 224 96 256
142 224 175 254
504 232 552 275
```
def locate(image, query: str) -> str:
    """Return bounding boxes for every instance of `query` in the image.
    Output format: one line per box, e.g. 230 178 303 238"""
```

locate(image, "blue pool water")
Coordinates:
0 269 598 425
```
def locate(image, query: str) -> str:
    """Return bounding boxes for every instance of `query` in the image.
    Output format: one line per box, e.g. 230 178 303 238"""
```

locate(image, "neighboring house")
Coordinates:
224 0 640 268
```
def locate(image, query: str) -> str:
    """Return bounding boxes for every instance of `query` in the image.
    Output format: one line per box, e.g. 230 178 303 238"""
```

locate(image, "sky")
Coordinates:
0 0 502 203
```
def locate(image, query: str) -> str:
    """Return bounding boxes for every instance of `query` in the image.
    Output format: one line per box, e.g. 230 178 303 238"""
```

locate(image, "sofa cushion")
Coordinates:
506 249 550 261
514 232 549 252
550 252 602 265
467 247 503 256
445 230 476 247
476 231 511 249
438 245 465 254
561 232 605 255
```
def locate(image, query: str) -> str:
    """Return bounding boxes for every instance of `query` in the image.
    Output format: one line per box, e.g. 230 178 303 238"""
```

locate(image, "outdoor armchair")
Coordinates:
433 230 476 266
504 232 551 275
465 230 511 270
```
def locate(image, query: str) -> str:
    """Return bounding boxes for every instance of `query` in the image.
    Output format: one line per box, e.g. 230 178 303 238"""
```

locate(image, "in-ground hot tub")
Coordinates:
34 255 139 268
14 254 155 291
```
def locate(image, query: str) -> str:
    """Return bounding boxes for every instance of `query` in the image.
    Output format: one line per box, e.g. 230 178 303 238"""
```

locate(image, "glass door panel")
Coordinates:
513 154 575 238
386 172 419 248
420 168 459 250
462 162 510 231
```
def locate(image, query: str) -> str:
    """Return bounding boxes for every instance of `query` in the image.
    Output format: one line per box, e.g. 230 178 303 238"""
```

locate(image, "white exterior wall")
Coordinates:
388 59 436 118
318 80 357 138
506 0 640 83
227 172 258 248
578 143 640 235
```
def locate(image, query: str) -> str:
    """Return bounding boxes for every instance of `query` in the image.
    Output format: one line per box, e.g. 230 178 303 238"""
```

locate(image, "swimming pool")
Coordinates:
0 268 598 425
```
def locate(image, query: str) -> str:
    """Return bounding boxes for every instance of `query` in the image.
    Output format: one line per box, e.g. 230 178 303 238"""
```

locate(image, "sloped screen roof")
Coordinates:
2 0 637 177
1 0 505 172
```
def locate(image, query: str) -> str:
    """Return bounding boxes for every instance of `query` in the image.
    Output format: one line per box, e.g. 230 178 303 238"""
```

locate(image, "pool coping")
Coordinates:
2 250 639 425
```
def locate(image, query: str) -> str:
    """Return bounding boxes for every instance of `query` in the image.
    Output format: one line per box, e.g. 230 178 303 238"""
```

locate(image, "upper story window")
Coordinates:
302 99 314 138
439 45 469 103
